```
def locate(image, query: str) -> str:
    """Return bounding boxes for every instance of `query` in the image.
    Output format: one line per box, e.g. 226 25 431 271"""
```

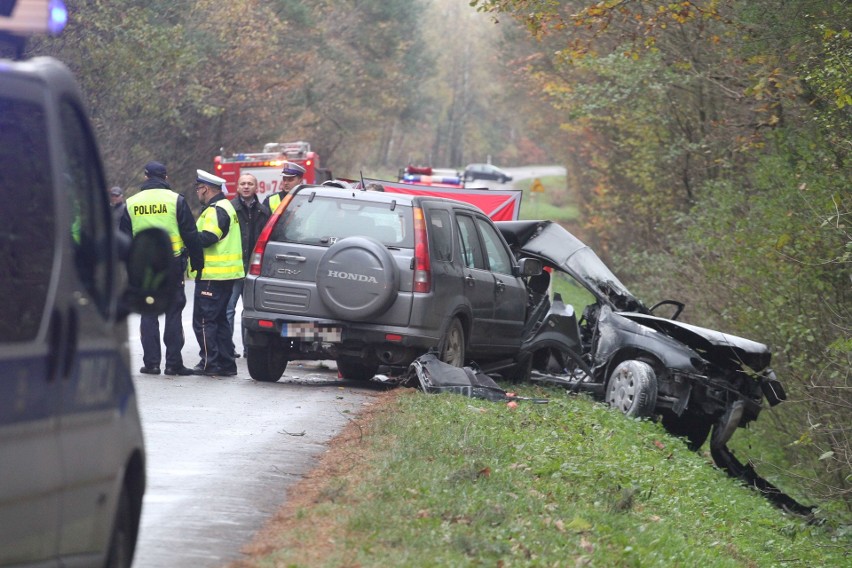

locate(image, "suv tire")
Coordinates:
440 318 466 367
336 356 379 381
316 237 398 320
246 345 288 382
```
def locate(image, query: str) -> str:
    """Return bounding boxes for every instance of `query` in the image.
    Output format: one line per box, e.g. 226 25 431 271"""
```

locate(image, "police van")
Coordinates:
0 2 174 566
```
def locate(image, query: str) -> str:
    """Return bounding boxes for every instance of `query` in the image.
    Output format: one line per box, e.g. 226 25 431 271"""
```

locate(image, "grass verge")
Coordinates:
232 386 850 567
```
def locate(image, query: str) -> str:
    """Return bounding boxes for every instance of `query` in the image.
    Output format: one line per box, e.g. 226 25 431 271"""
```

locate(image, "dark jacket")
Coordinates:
232 195 271 271
119 177 203 271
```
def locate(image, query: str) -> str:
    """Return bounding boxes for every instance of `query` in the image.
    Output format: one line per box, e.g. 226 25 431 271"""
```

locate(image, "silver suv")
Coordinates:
241 185 542 381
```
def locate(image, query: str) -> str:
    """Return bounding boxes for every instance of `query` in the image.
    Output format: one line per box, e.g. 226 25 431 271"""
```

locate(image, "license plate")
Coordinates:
282 322 342 342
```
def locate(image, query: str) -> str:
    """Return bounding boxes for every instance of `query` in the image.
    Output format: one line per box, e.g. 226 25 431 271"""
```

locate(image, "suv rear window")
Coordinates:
271 193 414 247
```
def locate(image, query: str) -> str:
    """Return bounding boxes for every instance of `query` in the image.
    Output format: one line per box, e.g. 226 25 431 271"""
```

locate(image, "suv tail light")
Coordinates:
412 207 431 293
249 192 294 276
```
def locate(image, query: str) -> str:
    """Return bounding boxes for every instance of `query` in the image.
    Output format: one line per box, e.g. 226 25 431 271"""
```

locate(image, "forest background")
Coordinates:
29 0 850 519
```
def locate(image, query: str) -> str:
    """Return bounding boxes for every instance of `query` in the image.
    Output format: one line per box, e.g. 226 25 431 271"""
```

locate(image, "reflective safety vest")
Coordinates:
126 189 184 256
267 192 283 212
195 199 244 280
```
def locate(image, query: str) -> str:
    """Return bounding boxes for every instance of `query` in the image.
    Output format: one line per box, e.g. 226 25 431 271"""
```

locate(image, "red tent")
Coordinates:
362 178 523 221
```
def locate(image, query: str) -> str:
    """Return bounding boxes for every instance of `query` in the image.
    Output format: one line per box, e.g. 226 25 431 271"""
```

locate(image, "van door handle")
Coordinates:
495 280 506 293
62 308 79 379
47 309 63 382
464 275 475 287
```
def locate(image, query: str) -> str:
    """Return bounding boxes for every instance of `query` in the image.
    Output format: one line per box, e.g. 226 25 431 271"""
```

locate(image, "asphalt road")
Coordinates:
129 282 378 567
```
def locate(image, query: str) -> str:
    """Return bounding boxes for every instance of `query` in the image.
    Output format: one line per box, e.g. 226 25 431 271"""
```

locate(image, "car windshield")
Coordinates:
270 193 413 247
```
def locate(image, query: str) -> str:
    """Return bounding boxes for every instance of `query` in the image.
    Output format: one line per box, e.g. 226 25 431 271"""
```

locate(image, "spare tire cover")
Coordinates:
316 236 399 320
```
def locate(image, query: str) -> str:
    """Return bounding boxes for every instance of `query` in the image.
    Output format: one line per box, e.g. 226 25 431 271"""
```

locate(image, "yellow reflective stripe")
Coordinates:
201 265 242 274
170 234 184 255
205 253 243 262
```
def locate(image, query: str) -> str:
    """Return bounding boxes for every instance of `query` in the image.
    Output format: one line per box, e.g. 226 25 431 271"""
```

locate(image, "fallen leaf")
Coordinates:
654 440 665 450
566 516 592 531
507 401 519 409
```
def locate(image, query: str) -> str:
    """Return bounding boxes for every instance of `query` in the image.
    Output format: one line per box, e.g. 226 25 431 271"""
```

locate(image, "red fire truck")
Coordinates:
214 141 331 200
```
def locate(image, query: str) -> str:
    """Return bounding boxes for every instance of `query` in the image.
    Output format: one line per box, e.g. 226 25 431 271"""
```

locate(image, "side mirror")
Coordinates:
516 257 543 277
121 228 176 316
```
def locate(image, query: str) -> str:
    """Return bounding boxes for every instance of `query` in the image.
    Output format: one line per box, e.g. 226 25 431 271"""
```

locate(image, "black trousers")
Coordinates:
140 257 187 369
192 279 236 371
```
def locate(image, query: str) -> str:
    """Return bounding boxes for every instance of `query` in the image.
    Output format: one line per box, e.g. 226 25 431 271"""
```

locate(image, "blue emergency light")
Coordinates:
48 0 67 35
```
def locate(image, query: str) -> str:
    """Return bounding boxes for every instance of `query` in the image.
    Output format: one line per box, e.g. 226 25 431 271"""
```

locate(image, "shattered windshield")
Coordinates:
563 248 646 312
502 220 646 313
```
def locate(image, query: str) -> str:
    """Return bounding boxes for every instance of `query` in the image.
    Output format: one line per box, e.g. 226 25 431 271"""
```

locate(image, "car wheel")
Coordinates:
104 487 136 568
316 236 399 321
605 360 657 418
440 318 465 367
246 345 288 382
336 356 379 381
662 412 712 451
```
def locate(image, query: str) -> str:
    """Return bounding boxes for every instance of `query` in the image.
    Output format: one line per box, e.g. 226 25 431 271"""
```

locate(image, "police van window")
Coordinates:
59 97 113 316
0 98 56 342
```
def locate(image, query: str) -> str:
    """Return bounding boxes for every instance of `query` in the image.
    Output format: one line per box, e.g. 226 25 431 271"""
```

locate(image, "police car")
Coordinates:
0 2 175 566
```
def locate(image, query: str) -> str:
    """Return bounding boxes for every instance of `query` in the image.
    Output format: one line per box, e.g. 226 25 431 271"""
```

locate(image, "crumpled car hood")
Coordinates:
497 220 771 370
622 312 771 371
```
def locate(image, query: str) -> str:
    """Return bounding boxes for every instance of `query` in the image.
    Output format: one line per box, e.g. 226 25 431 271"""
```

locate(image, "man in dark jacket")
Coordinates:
226 173 271 357
120 161 203 376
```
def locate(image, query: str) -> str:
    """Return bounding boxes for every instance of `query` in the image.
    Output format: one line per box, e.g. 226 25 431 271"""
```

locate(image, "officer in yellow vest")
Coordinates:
191 170 245 376
262 161 305 212
120 161 203 376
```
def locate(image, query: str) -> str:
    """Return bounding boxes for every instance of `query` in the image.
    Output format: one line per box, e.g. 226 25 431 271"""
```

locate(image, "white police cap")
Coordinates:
196 169 226 188
281 161 306 177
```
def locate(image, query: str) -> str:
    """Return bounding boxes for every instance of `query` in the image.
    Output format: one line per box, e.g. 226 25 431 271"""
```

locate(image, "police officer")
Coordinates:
262 161 305 212
120 161 203 376
191 170 244 376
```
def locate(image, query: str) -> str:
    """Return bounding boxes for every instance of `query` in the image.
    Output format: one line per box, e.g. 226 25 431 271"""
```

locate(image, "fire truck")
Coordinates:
214 141 332 200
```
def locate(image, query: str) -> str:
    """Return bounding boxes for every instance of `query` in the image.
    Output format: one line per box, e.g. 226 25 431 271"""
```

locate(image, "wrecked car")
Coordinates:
401 219 811 516
497 220 788 453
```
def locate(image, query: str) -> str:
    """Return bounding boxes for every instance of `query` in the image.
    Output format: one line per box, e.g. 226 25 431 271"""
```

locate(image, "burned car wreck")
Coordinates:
484 220 813 516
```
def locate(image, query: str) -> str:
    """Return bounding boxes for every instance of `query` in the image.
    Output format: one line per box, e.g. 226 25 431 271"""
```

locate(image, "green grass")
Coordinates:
258 387 850 567
515 174 578 222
